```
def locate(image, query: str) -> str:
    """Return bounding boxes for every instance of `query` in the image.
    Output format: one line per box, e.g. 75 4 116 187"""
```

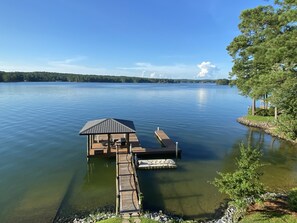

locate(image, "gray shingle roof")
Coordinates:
79 118 136 135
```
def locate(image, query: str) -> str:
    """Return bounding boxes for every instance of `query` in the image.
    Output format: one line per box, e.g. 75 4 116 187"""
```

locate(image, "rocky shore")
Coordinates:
73 212 117 223
237 117 296 144
71 208 239 223
71 192 288 223
72 211 184 223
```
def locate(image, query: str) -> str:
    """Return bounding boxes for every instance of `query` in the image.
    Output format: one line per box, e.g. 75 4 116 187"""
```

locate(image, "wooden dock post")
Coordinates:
176 142 178 158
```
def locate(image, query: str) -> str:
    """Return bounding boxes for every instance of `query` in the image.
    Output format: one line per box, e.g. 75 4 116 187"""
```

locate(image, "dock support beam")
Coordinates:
87 135 90 156
108 134 111 154
126 133 130 151
176 142 178 158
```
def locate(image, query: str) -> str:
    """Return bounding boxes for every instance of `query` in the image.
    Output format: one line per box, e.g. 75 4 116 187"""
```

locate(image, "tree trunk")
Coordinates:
265 93 268 109
275 107 278 120
252 98 256 116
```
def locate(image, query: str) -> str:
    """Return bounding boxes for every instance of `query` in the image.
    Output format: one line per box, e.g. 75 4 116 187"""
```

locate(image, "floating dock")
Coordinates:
137 159 176 169
155 129 176 149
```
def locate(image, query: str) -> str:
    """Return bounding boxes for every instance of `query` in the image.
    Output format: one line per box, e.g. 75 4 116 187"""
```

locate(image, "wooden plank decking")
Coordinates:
155 130 176 149
116 152 140 216
89 133 141 156
89 130 181 157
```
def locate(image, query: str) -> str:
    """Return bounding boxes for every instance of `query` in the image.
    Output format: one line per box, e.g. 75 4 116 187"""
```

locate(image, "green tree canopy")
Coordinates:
227 0 296 101
228 0 297 139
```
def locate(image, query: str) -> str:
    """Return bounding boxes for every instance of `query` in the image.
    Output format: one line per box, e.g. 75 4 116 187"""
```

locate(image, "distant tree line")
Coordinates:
215 79 230 85
0 71 229 84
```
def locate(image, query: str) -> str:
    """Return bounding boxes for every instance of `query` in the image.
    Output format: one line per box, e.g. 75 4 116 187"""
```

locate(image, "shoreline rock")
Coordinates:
71 207 240 223
73 212 117 223
237 117 297 144
72 211 185 223
71 192 288 223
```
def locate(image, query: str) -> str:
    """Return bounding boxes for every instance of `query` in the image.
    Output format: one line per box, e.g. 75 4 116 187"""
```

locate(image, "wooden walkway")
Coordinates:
116 152 140 216
115 130 178 216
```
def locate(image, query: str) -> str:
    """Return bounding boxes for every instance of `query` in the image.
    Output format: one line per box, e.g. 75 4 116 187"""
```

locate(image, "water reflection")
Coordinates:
55 158 116 221
220 127 297 191
196 88 207 107
79 158 116 210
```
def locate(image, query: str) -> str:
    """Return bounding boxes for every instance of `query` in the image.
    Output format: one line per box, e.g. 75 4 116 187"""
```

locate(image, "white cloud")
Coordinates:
48 56 86 65
46 56 107 74
150 72 156 78
117 62 197 79
0 57 107 75
141 70 146 77
197 61 219 78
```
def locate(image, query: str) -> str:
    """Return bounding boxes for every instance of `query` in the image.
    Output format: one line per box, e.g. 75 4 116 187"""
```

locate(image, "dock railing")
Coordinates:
115 147 119 215
131 153 142 210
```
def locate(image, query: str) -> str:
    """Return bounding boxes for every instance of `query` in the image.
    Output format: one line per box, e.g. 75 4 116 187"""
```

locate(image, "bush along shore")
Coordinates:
237 116 297 144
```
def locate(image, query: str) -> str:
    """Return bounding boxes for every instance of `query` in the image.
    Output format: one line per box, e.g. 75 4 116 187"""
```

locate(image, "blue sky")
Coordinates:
0 0 267 79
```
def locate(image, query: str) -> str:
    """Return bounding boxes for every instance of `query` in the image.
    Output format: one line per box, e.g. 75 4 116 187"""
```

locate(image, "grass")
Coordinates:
240 195 297 223
244 115 275 123
139 218 160 223
240 212 297 223
96 218 122 223
96 217 159 223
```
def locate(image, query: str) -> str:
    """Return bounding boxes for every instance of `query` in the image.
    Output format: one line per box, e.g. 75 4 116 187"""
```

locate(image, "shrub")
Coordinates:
288 188 297 211
212 144 264 209
276 114 297 140
248 107 275 116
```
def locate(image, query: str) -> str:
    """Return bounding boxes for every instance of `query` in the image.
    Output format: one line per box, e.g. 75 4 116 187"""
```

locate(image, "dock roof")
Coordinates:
79 118 136 135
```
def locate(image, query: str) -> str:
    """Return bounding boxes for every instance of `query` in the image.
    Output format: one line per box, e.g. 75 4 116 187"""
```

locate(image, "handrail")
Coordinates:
131 153 142 210
115 147 119 215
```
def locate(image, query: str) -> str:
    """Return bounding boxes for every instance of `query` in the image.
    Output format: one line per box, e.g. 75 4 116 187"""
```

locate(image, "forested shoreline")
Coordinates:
0 71 229 84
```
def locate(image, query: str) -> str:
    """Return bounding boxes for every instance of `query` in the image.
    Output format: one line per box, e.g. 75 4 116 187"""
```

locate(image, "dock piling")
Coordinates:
176 142 178 158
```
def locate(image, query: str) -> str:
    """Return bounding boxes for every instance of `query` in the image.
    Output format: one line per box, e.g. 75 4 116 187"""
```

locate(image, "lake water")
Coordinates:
0 82 296 222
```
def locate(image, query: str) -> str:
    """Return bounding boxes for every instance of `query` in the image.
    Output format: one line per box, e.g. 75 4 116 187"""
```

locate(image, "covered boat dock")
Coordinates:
79 118 181 216
79 118 142 156
79 118 181 157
